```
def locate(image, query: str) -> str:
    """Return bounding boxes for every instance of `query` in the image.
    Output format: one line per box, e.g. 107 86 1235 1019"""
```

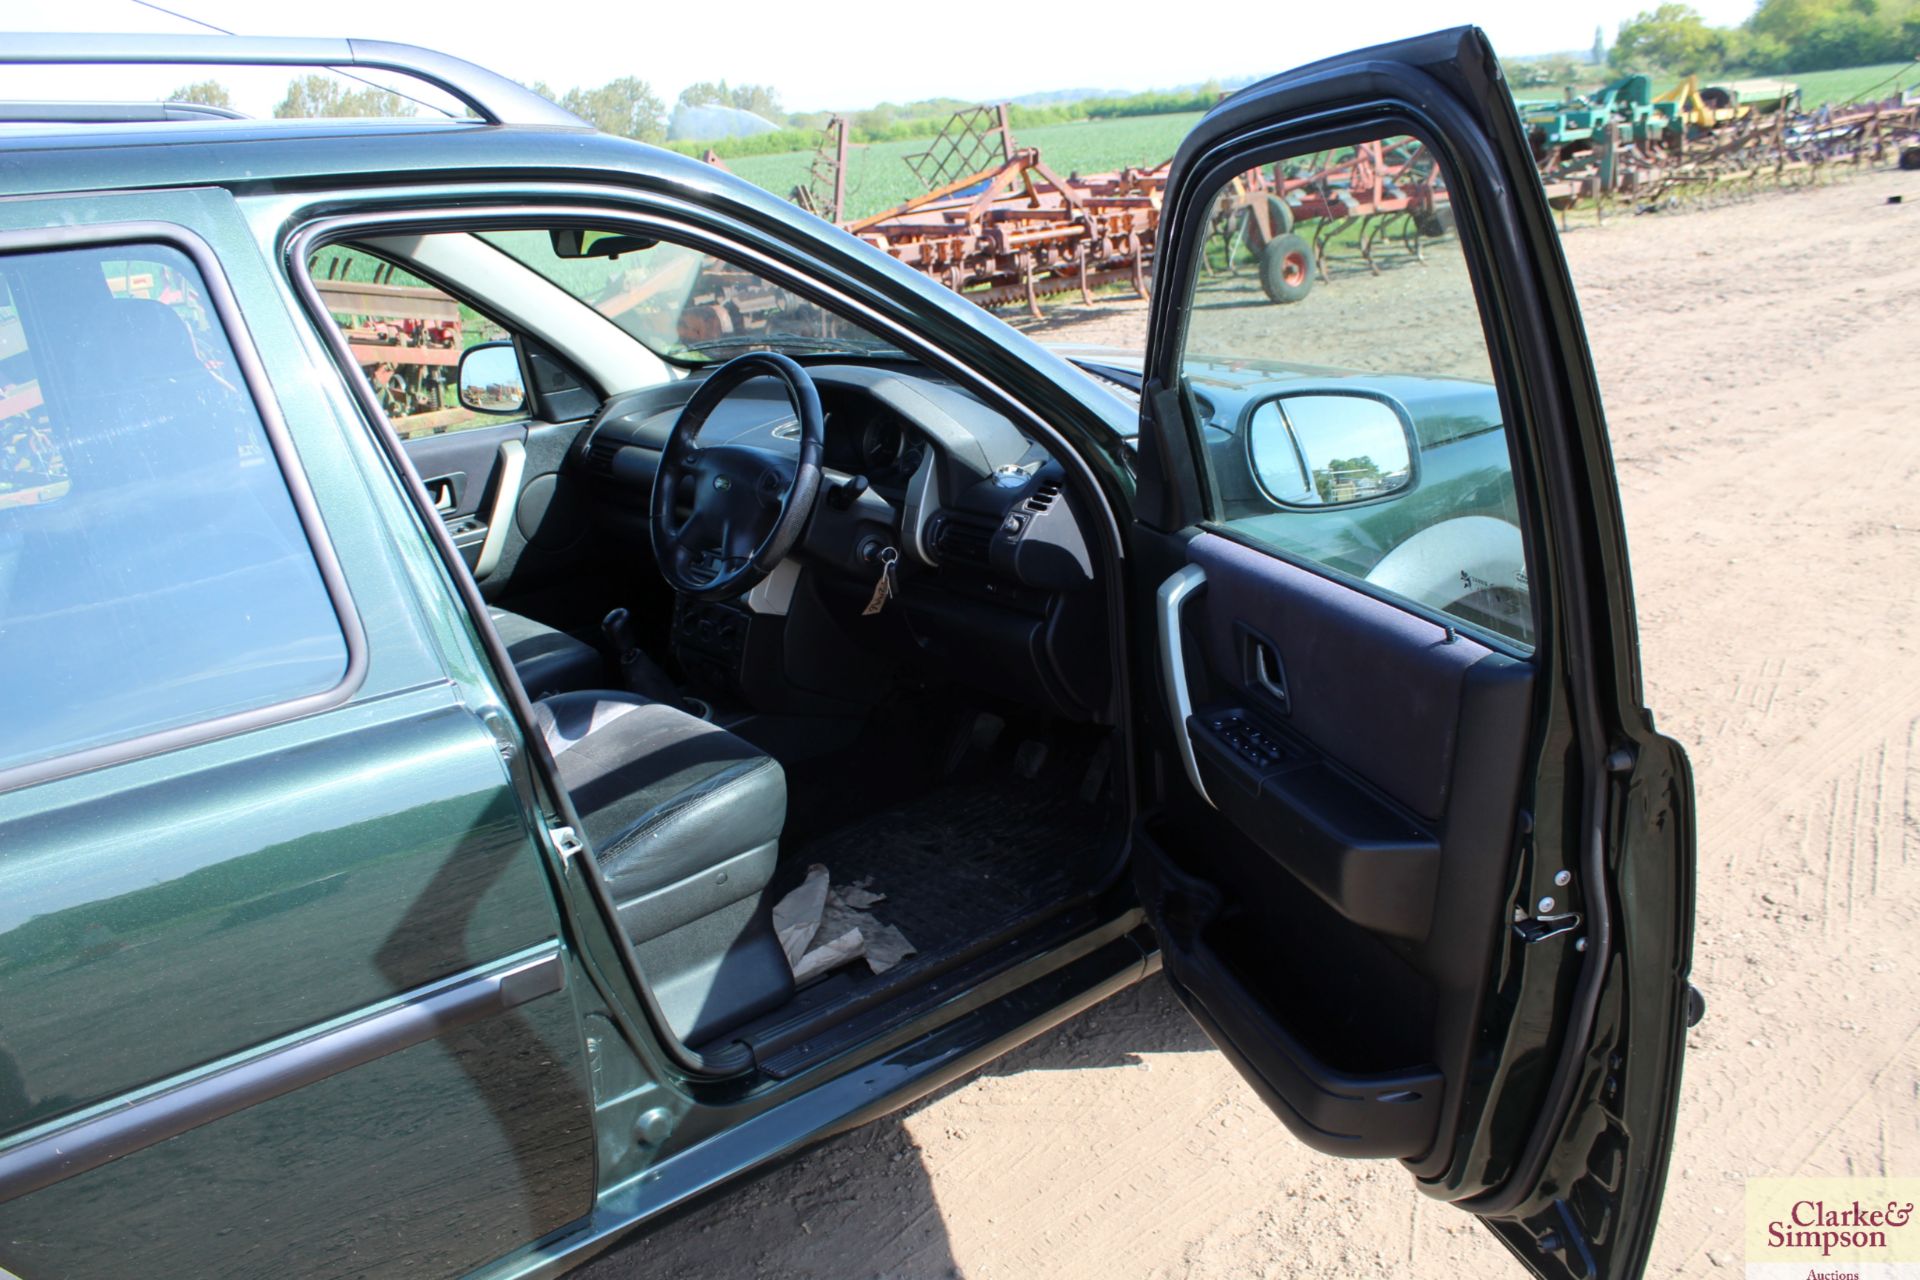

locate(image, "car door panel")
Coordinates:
401 419 597 612
1142 527 1533 1166
1131 27 1695 1280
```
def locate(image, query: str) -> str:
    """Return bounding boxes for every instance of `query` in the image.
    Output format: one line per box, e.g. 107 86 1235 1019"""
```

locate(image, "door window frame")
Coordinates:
280 196 1142 1086
1147 108 1554 661
0 221 367 794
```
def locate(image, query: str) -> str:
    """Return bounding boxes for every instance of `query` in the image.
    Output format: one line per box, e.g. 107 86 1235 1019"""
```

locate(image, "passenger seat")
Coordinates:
488 607 603 700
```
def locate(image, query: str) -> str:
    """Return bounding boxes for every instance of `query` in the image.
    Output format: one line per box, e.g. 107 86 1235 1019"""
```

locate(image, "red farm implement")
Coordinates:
759 109 1455 317
312 267 464 435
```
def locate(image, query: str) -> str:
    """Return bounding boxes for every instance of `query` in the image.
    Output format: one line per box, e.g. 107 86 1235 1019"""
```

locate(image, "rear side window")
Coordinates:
0 241 349 775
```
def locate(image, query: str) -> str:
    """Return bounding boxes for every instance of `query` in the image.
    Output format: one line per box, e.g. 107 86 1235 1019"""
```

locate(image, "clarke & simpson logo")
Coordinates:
1746 1178 1920 1279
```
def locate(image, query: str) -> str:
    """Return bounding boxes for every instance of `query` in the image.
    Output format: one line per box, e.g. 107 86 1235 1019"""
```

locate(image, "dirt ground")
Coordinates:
579 169 1920 1279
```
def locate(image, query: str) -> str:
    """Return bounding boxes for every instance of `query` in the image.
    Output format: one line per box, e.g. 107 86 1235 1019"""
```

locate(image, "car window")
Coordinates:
307 246 525 438
1177 130 1532 649
481 229 902 364
0 241 349 774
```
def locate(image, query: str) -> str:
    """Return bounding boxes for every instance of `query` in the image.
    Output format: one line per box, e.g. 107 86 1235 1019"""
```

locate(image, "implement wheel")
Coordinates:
1259 233 1316 304
1241 193 1295 253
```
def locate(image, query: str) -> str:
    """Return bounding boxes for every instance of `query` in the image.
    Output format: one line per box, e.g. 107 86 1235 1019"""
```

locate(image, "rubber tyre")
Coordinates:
1259 233 1316 305
1415 203 1456 239
1241 194 1295 253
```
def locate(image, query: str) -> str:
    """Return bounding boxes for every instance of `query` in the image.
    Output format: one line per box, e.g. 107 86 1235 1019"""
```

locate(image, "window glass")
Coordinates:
0 242 349 773
1179 133 1532 648
307 246 524 438
482 230 900 364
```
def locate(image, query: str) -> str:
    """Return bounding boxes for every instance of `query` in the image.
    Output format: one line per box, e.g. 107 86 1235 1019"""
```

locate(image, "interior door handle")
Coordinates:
1248 637 1290 713
1156 563 1214 809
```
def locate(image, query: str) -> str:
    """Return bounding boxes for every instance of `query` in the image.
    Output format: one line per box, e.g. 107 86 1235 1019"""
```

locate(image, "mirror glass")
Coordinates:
1247 393 1413 507
458 342 525 414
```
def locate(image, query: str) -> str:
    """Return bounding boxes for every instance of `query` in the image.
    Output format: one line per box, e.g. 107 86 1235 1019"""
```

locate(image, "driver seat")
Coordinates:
532 689 794 1044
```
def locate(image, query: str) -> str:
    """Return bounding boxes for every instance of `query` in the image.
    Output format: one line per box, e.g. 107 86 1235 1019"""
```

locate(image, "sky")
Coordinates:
2 0 1765 117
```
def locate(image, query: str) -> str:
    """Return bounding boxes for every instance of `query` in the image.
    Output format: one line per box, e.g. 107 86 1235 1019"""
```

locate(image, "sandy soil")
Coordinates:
578 169 1920 1279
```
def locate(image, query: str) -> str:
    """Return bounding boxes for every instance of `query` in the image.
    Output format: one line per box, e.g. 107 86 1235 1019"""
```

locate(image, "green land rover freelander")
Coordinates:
0 31 1696 1280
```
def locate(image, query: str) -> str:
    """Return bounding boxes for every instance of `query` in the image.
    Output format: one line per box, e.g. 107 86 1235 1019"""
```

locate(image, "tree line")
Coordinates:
160 71 1235 157
1610 0 1920 76
163 73 783 141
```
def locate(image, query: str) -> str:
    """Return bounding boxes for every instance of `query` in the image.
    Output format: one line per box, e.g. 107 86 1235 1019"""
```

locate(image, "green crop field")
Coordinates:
1786 61 1918 107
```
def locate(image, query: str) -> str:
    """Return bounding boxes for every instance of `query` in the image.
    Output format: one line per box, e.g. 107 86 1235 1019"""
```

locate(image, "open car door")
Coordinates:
1128 27 1697 1280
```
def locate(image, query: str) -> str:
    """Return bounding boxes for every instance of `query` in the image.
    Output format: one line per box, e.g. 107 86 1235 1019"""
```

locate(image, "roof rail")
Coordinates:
0 34 588 129
0 100 250 124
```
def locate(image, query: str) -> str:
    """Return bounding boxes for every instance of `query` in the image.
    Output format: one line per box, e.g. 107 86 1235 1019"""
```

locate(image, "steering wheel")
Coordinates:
650 351 824 601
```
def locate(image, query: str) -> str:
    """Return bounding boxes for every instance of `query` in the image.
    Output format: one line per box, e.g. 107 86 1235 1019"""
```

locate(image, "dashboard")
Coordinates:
821 396 925 495
571 361 1110 722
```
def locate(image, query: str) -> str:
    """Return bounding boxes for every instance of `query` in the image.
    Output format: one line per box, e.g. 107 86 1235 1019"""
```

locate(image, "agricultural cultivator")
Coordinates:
765 108 1454 317
312 263 464 435
795 107 1171 317
1521 73 1920 210
1208 138 1454 303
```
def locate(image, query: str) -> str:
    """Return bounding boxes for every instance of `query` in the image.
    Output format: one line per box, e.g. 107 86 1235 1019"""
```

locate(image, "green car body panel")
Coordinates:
0 187 596 1276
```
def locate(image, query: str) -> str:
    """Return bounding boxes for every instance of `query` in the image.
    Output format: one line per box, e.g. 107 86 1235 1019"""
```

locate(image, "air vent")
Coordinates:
586 434 620 475
930 512 996 568
1024 482 1061 513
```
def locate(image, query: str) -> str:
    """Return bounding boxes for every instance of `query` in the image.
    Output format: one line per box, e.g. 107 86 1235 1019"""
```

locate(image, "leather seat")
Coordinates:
489 607 602 700
532 690 793 1043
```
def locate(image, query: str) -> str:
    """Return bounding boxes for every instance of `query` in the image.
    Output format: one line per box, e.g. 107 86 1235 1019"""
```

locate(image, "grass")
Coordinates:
1786 61 1918 107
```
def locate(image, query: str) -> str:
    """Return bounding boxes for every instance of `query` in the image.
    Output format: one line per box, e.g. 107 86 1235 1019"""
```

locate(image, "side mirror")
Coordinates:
457 340 526 415
1245 392 1415 508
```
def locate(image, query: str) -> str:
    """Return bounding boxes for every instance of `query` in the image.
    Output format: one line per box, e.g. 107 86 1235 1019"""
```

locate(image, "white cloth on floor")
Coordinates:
771 863 917 982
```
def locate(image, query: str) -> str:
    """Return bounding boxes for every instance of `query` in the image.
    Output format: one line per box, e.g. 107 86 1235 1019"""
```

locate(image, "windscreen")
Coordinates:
482 230 900 364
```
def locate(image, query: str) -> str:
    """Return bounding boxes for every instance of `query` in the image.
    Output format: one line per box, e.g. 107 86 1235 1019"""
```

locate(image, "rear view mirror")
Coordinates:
457 340 526 414
1245 392 1414 508
549 228 659 259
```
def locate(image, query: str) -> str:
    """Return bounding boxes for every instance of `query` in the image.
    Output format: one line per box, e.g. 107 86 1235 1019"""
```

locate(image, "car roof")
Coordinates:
0 117 759 206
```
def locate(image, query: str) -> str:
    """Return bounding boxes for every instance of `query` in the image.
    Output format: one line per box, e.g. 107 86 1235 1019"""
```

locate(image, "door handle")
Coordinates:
1248 637 1289 714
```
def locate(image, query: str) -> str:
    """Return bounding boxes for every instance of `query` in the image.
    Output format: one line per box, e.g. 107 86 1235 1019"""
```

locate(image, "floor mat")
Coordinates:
708 771 1119 1064
769 776 1113 978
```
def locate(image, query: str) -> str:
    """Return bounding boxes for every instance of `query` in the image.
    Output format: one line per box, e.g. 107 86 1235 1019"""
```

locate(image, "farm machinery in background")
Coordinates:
1519 72 1920 209
692 72 1917 326
311 263 465 436
759 107 1449 318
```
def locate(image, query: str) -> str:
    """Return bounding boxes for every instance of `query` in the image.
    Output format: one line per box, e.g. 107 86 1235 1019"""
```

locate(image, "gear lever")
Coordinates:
600 608 682 705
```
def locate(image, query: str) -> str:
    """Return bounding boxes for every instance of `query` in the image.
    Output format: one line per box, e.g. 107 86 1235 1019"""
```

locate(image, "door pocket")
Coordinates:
1140 840 1443 1159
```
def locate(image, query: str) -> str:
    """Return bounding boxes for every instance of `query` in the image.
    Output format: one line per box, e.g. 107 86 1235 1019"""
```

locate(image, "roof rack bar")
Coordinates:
0 99 250 123
0 34 588 129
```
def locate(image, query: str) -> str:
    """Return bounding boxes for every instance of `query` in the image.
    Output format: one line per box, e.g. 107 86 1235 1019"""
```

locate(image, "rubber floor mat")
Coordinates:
765 776 1115 989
